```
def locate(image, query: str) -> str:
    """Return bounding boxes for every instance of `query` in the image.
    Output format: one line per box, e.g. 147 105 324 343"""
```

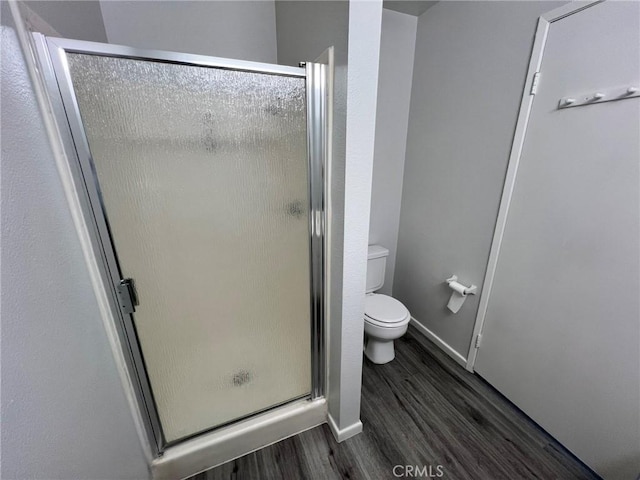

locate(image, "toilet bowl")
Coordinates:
363 246 411 364
364 293 410 364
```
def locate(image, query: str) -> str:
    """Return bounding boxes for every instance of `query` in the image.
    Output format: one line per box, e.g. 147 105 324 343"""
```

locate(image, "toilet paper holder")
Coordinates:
446 275 477 296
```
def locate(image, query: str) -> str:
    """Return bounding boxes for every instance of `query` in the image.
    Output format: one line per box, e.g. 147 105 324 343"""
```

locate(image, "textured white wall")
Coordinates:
99 1 278 62
0 10 149 480
336 0 383 432
394 1 566 357
368 9 417 295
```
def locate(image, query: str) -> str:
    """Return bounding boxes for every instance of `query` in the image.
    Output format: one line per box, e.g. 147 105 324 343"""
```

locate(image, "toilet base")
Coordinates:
364 338 395 364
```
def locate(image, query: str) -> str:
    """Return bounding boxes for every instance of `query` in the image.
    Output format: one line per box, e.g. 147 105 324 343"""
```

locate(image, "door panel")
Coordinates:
66 53 311 443
475 2 640 478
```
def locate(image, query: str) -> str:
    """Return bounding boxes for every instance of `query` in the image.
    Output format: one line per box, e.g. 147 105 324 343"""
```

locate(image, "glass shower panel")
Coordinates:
66 54 311 443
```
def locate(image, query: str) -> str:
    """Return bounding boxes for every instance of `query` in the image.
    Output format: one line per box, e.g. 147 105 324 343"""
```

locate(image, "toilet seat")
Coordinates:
364 294 410 328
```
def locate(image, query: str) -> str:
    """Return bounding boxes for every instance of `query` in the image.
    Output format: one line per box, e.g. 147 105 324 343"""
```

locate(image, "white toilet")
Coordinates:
364 245 411 364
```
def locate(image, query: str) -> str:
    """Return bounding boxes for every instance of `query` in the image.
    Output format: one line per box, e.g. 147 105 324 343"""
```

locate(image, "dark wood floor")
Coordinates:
191 326 599 480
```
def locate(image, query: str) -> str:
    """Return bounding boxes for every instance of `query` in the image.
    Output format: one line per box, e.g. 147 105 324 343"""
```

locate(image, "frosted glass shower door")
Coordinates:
65 53 312 443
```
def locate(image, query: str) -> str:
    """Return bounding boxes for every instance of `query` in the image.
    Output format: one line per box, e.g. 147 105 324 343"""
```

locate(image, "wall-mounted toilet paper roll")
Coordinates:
445 275 477 314
448 280 468 296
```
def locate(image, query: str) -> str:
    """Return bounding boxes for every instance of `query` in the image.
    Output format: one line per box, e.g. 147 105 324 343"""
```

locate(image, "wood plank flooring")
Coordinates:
191 326 599 480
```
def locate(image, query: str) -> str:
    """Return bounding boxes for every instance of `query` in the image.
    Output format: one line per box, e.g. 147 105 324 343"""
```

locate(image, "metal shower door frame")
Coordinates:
33 33 327 456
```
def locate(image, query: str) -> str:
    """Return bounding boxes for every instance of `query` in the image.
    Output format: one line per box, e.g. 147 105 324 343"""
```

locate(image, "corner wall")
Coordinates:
0 6 149 479
368 8 417 295
394 1 566 358
336 0 382 434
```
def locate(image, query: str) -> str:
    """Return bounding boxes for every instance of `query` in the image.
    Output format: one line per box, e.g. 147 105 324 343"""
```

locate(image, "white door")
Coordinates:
475 2 640 479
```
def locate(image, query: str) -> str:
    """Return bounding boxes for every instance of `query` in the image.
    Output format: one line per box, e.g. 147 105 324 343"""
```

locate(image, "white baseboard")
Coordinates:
410 317 468 368
327 413 363 443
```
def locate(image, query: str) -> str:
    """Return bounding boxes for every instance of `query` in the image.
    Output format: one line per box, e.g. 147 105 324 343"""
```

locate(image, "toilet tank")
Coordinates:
366 245 389 293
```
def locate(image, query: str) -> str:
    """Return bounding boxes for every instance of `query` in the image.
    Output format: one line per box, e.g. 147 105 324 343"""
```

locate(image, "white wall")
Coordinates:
99 1 277 62
0 7 149 479
338 0 382 435
368 8 416 295
394 1 566 358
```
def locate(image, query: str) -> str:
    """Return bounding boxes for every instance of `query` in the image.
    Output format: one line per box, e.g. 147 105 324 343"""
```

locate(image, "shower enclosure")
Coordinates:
34 34 327 457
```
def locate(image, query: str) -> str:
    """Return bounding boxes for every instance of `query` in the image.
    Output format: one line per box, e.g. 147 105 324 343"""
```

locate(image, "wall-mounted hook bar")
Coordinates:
559 84 639 109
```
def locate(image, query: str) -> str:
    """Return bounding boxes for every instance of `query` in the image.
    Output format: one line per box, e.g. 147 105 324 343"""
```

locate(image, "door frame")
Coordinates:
465 1 604 372
32 32 329 458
